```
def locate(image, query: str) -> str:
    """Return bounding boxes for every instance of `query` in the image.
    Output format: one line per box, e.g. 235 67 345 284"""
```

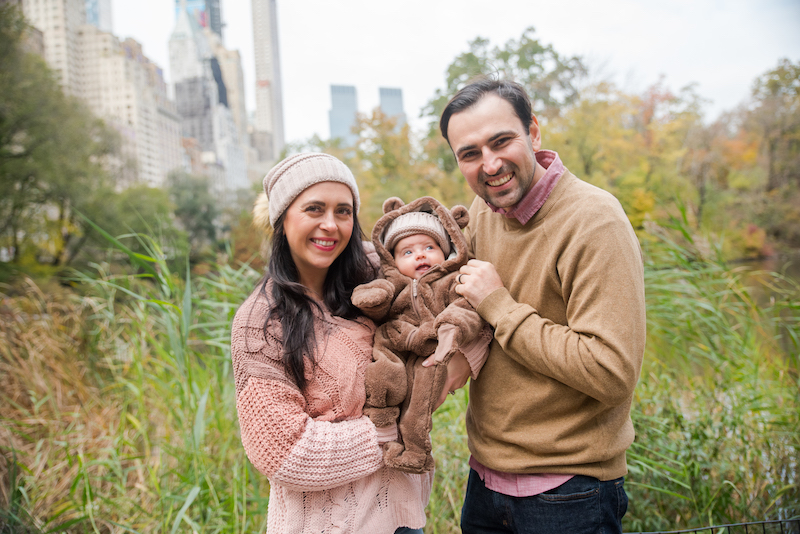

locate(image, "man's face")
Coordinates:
447 94 542 209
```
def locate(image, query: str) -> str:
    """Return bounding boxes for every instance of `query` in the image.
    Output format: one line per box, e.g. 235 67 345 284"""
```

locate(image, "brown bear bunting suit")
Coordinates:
352 196 485 473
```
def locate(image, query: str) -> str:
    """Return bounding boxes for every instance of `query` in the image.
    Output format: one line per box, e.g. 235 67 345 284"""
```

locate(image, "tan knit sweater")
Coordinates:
463 170 646 481
231 283 432 533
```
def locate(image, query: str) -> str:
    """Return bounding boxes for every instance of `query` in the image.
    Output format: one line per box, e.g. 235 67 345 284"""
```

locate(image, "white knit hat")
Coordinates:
263 152 360 227
383 211 450 256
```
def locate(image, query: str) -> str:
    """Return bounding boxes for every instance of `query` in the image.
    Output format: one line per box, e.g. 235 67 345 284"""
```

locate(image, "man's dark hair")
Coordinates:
440 77 533 144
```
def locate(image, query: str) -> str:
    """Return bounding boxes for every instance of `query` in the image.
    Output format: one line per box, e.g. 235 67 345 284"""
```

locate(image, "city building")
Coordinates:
2 1 45 55
20 0 183 187
84 0 111 32
251 0 285 162
170 1 247 194
175 0 222 38
329 85 358 146
21 0 85 97
77 25 183 187
206 28 249 151
379 87 406 130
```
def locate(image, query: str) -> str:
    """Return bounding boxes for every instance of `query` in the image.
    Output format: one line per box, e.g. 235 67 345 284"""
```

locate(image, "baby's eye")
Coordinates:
403 250 413 256
426 245 435 251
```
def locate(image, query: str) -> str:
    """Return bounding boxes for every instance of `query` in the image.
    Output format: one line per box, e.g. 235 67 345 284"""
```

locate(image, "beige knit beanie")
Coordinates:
263 152 360 227
383 211 450 256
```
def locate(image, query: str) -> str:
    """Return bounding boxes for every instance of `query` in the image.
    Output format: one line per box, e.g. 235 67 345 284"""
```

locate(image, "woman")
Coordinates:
231 153 431 534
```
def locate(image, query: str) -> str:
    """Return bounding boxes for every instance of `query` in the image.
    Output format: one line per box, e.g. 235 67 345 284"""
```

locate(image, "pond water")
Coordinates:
736 253 800 358
735 253 800 301
740 253 800 281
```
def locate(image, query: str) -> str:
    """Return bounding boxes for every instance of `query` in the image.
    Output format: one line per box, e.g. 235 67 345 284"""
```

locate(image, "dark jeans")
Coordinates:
394 528 423 534
461 469 628 534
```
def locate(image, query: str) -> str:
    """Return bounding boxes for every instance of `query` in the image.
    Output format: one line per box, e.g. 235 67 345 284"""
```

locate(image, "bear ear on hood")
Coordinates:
383 197 405 214
451 205 470 229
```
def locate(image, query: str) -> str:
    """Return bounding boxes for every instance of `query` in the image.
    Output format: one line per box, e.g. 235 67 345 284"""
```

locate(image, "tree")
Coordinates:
167 171 219 259
0 5 118 266
747 58 800 191
419 27 588 202
294 110 475 232
423 27 587 127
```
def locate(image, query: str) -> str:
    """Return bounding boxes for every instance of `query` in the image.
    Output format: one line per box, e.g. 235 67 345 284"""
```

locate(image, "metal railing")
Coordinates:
630 519 800 534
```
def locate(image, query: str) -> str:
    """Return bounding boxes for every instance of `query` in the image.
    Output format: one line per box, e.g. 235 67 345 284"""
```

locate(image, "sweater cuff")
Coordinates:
460 323 493 379
477 287 521 327
375 422 398 444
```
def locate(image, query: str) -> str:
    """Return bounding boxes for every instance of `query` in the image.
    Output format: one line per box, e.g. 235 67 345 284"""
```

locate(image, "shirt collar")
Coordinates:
487 150 565 225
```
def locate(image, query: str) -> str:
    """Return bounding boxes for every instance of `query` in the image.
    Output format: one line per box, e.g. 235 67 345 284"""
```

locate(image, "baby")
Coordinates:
352 196 487 473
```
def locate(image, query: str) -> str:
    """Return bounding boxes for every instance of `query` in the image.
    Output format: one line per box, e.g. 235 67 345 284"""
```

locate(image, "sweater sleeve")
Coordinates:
476 208 645 407
236 373 384 492
231 294 384 492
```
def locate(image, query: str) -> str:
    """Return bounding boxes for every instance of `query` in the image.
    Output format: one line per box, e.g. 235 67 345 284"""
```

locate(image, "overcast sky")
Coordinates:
111 0 800 145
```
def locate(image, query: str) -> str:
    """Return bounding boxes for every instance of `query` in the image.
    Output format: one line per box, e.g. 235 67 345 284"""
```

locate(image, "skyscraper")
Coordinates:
252 0 285 161
174 0 222 38
78 28 183 187
84 0 111 32
329 85 358 146
21 0 85 97
170 1 247 192
379 87 406 130
206 28 249 150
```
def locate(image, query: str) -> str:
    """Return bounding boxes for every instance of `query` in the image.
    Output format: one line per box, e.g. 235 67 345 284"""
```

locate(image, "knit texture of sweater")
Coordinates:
231 283 432 533
463 169 646 481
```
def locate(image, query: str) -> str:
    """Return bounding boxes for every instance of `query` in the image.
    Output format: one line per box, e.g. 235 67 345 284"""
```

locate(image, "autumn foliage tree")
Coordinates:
0 5 120 267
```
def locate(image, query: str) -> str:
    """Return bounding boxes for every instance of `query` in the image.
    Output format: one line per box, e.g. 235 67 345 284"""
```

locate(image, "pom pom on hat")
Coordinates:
263 152 360 227
383 211 450 256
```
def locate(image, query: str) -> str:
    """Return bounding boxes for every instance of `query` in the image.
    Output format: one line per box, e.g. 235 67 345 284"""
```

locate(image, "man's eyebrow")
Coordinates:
455 144 478 159
488 130 516 143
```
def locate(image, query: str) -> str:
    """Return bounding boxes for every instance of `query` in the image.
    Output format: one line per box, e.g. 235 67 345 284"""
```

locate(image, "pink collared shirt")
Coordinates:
473 149 573 496
469 457 573 497
487 150 566 225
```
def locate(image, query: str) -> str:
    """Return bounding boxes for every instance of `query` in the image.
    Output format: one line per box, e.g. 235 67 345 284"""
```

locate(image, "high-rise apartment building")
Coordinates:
251 0 285 162
175 0 222 38
329 85 358 146
379 87 406 130
21 0 182 186
206 28 249 150
84 0 111 32
77 26 183 187
170 2 247 193
21 0 85 97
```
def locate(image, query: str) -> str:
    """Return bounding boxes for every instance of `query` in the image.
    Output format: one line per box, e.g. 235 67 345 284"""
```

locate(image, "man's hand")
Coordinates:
432 351 472 410
455 259 504 309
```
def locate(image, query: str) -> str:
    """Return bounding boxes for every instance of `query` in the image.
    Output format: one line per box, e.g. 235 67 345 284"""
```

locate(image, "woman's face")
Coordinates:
282 181 355 289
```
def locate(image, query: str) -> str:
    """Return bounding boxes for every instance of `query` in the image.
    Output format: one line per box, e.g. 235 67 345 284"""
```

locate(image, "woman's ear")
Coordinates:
451 205 470 229
383 197 405 214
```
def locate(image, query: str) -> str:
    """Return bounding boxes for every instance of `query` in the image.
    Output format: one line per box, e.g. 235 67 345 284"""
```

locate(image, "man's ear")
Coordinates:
529 114 542 152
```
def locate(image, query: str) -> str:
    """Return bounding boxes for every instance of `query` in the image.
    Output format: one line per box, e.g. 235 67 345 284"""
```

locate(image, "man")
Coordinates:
442 78 646 533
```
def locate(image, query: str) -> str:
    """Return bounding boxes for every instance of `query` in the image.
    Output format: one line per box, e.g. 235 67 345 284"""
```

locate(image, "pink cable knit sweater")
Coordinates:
231 282 433 533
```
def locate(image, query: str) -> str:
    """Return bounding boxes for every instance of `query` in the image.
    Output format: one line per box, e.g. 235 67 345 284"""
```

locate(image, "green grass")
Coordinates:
1 221 798 533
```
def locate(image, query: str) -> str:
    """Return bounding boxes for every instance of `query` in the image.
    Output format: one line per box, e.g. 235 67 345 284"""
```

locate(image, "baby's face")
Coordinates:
393 234 446 280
